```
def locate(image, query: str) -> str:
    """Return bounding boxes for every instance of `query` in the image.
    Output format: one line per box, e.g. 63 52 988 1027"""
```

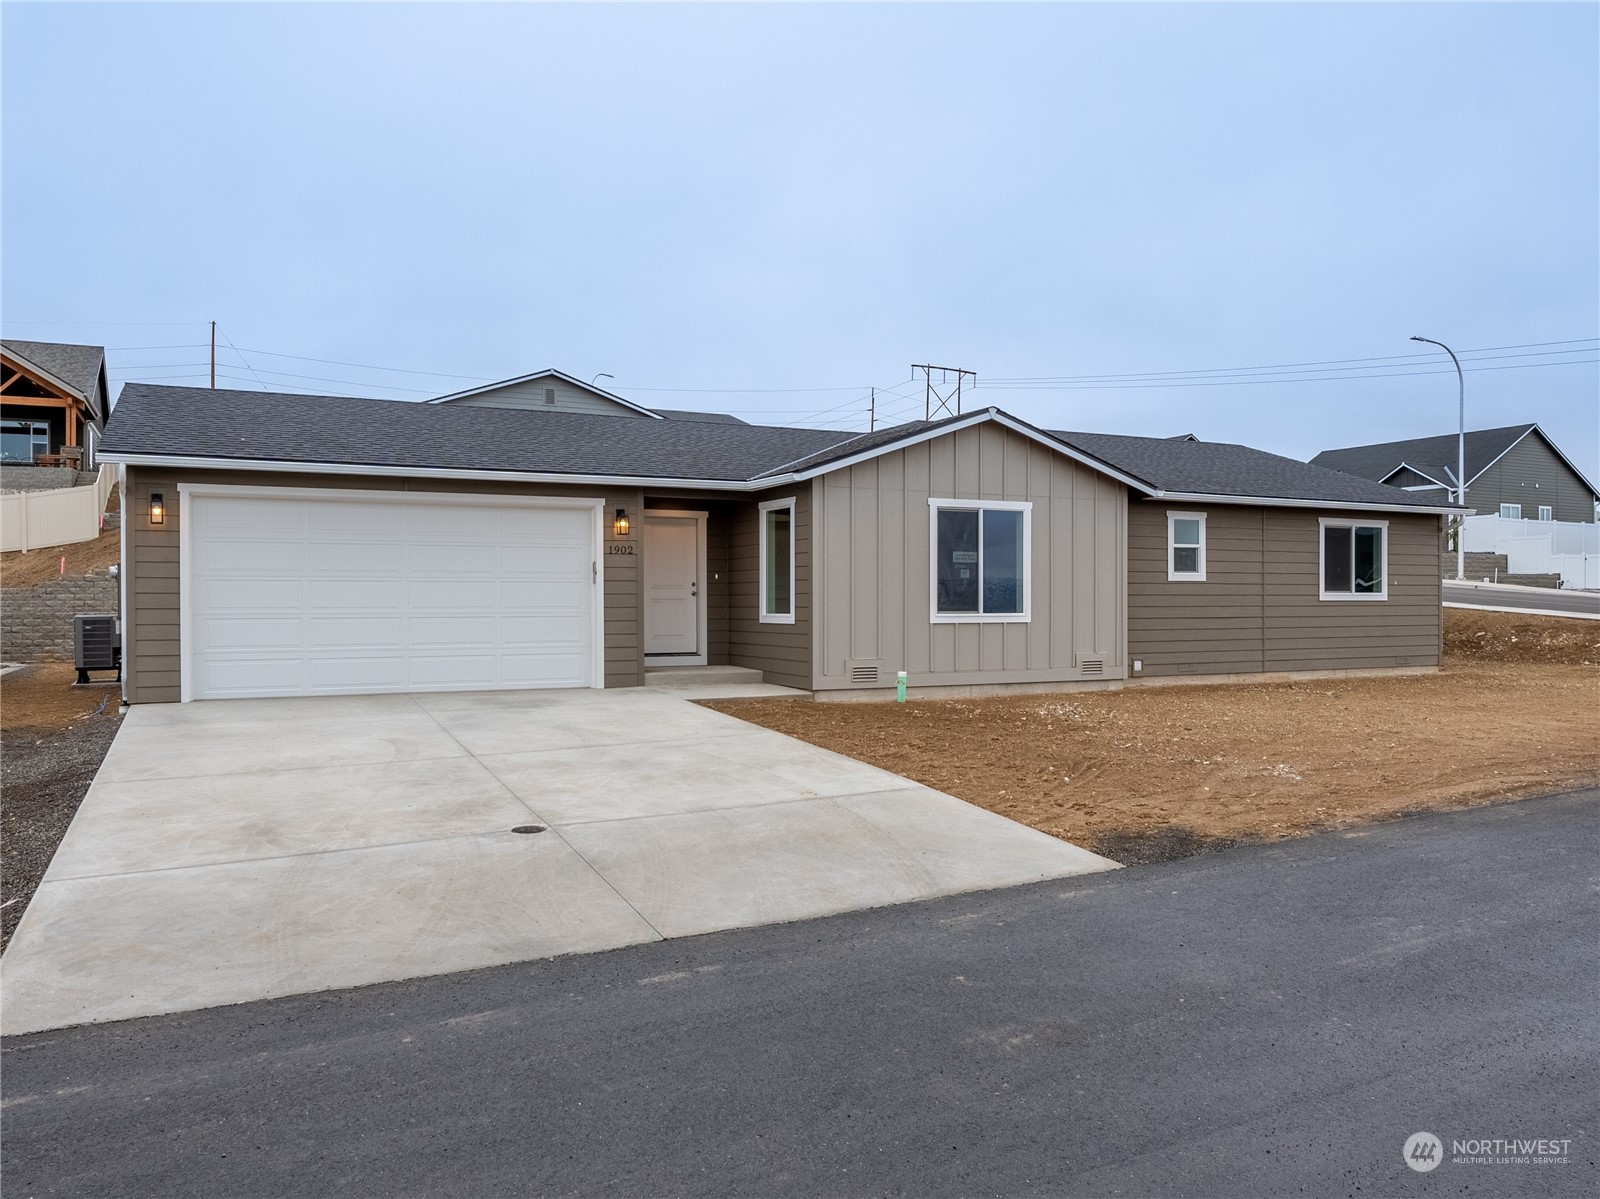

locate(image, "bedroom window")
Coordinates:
1499 503 1521 519
1167 511 1207 581
929 500 1031 622
1538 505 1553 522
758 497 795 623
1320 518 1388 600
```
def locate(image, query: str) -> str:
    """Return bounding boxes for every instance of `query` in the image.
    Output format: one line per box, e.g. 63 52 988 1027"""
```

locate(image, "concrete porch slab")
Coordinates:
1 686 1117 1035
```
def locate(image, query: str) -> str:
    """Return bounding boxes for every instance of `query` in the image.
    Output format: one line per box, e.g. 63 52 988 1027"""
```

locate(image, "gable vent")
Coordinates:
543 387 557 406
845 658 884 685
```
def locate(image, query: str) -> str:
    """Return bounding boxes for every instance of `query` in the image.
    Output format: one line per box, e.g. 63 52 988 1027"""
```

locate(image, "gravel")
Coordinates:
1 708 123 951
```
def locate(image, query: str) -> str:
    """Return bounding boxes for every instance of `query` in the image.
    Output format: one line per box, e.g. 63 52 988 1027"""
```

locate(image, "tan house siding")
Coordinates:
440 379 646 417
121 466 647 703
1127 502 1265 677
1127 501 1443 678
727 484 812 690
1262 509 1442 671
812 422 1127 693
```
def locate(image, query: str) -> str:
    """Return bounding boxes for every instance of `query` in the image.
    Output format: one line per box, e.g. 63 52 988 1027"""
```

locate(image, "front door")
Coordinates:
643 514 701 658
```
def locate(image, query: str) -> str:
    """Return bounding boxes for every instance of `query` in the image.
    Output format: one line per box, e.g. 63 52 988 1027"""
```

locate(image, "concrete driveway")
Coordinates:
1 686 1115 1034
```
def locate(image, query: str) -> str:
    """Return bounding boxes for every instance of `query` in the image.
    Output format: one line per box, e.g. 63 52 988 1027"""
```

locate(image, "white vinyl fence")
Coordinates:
1460 514 1600 589
0 464 117 553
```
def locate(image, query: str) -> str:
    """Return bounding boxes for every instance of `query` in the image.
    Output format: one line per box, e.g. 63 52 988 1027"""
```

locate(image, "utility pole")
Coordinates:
210 321 216 389
869 387 875 432
912 364 976 419
1409 336 1466 579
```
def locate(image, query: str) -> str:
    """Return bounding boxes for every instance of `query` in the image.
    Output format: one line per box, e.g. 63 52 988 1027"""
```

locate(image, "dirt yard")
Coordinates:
0 522 120 589
1 663 124 950
706 610 1600 864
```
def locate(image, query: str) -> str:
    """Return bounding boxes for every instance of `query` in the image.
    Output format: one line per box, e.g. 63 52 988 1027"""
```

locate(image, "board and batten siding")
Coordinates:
1126 501 1443 678
440 380 645 417
726 485 812 690
812 423 1127 693
1466 433 1598 523
121 465 646 703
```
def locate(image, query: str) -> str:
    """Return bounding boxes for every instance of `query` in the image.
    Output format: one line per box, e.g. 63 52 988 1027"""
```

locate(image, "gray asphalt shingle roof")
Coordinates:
1308 425 1537 485
101 384 1458 510
102 385 854 481
2 339 107 414
1050 429 1455 509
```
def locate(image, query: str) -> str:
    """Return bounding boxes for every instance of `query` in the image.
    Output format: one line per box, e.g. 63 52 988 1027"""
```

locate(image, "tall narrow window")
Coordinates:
929 500 1031 622
759 497 795 623
1320 518 1387 600
1167 511 1207 581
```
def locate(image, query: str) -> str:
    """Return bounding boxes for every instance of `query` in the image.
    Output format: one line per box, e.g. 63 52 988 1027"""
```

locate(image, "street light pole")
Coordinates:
1410 335 1466 580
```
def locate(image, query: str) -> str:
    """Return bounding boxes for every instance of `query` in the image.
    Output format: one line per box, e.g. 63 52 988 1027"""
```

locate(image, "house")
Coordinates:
97 374 1461 704
1311 424 1600 524
1 340 110 478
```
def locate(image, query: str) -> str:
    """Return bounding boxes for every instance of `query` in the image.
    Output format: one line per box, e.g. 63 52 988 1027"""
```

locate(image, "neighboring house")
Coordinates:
1311 424 1599 524
98 377 1460 704
1 340 110 473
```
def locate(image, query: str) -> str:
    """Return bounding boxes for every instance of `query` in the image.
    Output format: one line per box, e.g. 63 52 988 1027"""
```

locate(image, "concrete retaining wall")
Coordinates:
1 575 119 662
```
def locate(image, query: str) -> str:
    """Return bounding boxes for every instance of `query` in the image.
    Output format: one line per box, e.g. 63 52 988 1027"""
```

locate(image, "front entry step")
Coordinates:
645 665 764 689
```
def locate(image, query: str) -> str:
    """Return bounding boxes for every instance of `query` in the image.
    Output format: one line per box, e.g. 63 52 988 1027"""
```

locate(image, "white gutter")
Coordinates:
95 452 761 492
1146 491 1467 516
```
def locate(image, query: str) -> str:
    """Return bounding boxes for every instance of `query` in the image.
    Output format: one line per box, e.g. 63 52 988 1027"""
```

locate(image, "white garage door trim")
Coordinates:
177 483 605 702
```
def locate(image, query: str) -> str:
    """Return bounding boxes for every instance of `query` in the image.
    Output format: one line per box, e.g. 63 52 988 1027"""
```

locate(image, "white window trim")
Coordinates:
1318 516 1389 602
927 498 1033 625
758 496 797 625
1167 510 1207 582
1538 505 1553 522
1499 503 1522 519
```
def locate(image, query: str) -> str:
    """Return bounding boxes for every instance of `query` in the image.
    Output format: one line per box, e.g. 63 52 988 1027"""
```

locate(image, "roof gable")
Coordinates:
427 369 661 417
1312 423 1598 503
1 339 108 417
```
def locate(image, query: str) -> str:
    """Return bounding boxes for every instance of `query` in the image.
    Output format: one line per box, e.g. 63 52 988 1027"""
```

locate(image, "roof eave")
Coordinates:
1145 490 1466 515
1 345 94 407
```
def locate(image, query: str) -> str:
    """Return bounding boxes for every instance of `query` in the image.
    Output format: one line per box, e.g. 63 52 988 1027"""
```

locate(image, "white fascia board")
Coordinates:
96 452 754 491
1146 491 1465 516
780 408 1160 495
1382 460 1454 490
426 368 662 417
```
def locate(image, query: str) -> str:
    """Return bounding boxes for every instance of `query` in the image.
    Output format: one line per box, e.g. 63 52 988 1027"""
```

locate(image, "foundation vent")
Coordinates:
1075 656 1105 676
845 659 885 685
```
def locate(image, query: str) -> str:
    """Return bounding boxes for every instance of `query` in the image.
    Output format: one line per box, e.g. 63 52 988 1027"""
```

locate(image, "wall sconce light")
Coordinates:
149 492 165 525
613 507 630 537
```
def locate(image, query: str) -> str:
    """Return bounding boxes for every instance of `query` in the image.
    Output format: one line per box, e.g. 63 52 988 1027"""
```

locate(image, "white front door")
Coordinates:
184 489 600 699
643 514 701 658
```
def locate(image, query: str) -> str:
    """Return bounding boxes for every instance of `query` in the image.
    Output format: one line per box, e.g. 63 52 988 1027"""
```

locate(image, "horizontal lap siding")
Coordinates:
1129 503 1444 676
1127 503 1264 676
1263 509 1442 670
813 424 1126 692
727 485 811 690
1466 435 1598 523
122 467 645 703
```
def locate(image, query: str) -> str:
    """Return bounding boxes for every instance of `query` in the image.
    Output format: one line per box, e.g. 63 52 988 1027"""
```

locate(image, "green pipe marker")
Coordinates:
896 670 907 702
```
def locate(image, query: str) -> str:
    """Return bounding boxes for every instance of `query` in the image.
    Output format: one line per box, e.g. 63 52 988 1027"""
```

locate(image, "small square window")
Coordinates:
1499 503 1521 520
1167 512 1206 581
1538 505 1553 522
1320 519 1387 600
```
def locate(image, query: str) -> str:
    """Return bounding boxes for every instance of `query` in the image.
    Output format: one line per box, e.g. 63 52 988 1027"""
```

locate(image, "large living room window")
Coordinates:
1 419 49 464
758 497 795 623
930 500 1031 622
1320 518 1387 600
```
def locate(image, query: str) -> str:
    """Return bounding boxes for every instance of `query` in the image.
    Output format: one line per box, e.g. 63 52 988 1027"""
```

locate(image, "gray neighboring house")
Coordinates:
98 374 1461 704
1 339 110 478
1311 424 1600 524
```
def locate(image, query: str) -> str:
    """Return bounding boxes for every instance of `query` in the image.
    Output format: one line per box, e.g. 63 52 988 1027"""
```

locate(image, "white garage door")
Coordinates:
186 490 598 700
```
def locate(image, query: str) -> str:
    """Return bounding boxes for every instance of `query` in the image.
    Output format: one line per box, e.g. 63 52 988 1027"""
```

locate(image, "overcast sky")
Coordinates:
3 3 1595 475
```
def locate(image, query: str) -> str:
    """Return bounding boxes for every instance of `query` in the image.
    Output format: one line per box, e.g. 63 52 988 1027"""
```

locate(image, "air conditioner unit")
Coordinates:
73 614 121 685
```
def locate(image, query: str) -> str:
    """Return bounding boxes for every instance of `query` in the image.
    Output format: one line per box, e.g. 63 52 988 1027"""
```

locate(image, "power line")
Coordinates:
974 357 1597 393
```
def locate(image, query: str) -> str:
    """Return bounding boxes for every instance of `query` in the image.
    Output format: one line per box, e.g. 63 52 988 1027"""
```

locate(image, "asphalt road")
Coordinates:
1444 580 1600 616
4 791 1597 1198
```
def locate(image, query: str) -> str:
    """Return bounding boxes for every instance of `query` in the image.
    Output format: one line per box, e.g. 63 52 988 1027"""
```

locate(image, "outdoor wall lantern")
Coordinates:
149 492 165 525
613 507 630 537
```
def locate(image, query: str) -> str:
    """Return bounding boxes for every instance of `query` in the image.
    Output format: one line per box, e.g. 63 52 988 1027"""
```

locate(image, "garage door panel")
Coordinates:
188 494 597 700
